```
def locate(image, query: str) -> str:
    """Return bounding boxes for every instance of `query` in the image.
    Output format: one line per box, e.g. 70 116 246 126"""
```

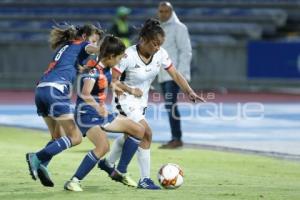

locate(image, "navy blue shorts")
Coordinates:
75 112 117 137
35 86 73 118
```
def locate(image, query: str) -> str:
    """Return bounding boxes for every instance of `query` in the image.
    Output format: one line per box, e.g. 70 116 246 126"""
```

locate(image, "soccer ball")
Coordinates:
157 163 184 189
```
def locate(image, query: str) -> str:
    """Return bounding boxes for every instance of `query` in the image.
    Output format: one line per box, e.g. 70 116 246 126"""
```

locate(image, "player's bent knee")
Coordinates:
103 142 110 154
122 119 145 139
128 124 145 140
95 140 109 157
70 134 82 146
136 125 145 139
102 138 110 152
145 126 152 137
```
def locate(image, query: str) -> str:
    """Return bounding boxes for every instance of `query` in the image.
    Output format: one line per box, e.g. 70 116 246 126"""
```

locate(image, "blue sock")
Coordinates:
36 136 72 163
74 150 99 180
117 136 140 174
42 140 55 166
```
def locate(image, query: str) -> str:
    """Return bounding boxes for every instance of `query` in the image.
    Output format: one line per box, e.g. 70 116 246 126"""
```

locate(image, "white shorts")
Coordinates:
112 94 146 123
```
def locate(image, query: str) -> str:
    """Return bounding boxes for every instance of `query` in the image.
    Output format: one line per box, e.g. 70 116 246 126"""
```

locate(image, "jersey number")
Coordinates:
54 45 69 61
44 45 69 74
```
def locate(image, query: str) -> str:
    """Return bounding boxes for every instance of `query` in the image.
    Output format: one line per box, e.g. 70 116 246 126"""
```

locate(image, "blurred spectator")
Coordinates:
157 1 192 149
110 6 135 47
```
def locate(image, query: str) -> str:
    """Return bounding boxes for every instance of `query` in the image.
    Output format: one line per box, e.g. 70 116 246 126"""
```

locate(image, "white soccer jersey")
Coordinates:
113 45 173 121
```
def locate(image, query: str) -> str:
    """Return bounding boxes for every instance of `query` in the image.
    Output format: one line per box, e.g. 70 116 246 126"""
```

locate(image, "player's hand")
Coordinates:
188 91 206 103
97 105 108 117
115 87 124 96
131 88 143 97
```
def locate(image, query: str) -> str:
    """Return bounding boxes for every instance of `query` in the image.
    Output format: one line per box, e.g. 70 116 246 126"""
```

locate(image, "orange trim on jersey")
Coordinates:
113 67 122 74
96 67 108 102
44 61 57 74
98 92 107 102
71 39 84 44
86 60 98 68
165 63 174 71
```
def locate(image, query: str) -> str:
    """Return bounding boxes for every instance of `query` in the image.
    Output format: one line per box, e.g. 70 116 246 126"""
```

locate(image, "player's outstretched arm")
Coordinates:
110 81 125 96
167 66 205 103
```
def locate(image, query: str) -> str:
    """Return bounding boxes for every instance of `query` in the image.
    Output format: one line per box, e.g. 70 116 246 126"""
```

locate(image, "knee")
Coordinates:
94 140 110 158
135 125 145 140
144 128 152 140
103 141 110 154
140 125 146 139
70 134 82 146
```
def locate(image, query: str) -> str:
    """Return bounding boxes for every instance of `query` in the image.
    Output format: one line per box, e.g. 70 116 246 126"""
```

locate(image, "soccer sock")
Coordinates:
73 150 99 180
137 147 151 179
36 136 72 163
116 136 140 174
42 140 55 166
105 135 125 167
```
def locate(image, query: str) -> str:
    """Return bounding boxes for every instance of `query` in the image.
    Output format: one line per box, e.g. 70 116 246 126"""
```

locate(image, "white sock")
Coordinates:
137 147 150 180
105 135 125 167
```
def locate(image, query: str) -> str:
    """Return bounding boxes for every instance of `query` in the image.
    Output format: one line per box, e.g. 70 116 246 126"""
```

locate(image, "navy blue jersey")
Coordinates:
103 67 112 85
83 57 112 85
76 65 109 115
39 40 90 85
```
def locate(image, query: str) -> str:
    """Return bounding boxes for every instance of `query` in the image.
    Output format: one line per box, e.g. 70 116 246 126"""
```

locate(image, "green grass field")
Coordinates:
0 126 300 200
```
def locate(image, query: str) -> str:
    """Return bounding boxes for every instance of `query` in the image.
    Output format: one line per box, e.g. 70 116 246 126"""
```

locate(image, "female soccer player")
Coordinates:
26 24 103 187
98 18 204 189
64 35 145 192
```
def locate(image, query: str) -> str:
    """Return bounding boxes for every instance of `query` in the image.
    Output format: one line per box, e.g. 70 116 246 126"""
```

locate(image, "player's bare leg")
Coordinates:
26 114 82 187
102 115 144 187
65 126 109 192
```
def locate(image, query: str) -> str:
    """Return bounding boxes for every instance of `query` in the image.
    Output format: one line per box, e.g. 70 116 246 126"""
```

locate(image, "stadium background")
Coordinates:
0 0 300 157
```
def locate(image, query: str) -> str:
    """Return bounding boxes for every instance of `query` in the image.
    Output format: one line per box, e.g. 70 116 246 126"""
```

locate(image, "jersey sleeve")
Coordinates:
160 48 173 70
113 52 130 74
83 68 98 82
82 41 90 50
81 41 91 57
103 68 112 85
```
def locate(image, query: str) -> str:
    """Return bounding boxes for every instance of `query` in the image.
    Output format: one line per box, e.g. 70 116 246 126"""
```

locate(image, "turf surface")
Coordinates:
0 126 300 200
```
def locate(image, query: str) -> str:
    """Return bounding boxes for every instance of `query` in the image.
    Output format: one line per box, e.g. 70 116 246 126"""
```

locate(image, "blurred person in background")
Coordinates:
110 6 135 47
157 1 192 149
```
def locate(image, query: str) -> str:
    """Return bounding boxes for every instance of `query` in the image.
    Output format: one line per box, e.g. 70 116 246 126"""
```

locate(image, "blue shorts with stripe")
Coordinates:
75 111 117 137
35 86 73 118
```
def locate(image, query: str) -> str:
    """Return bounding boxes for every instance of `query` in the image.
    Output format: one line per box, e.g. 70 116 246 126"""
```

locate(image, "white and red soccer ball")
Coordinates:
157 163 184 189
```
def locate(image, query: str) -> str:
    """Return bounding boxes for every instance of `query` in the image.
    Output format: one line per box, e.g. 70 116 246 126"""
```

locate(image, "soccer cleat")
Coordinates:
110 169 137 187
64 177 83 192
110 169 123 182
159 140 183 149
37 164 54 187
26 153 41 180
137 178 161 190
98 159 114 176
122 174 138 187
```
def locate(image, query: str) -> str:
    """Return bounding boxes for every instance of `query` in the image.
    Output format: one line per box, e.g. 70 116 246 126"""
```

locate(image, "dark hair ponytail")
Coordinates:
139 18 165 41
98 35 126 59
76 24 104 39
89 35 125 68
